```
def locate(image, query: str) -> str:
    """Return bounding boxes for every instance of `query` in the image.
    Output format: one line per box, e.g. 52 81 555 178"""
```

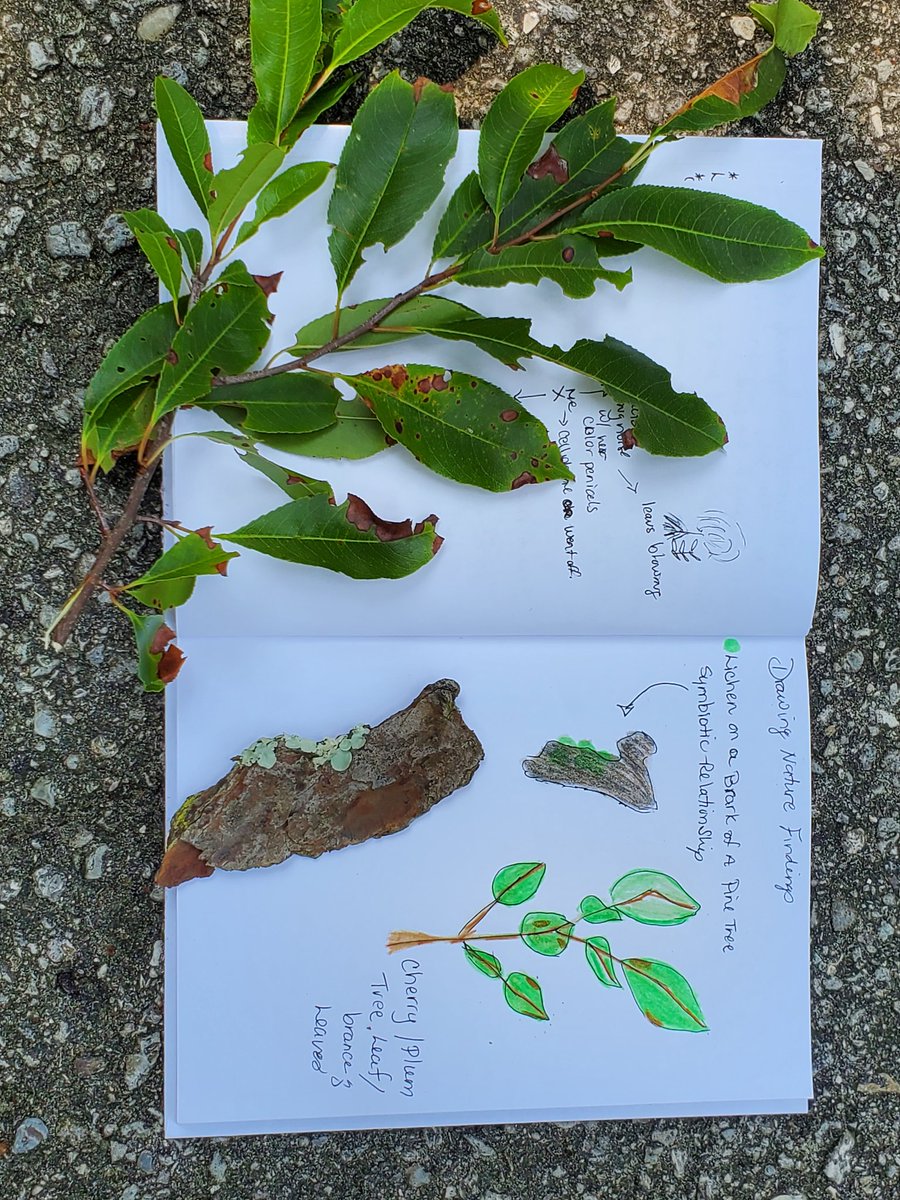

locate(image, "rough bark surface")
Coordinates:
156 679 484 886
522 731 657 811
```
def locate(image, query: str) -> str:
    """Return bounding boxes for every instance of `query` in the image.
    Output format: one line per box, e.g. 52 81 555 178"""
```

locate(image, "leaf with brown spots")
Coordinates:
120 609 188 694
656 48 787 135
123 530 239 611
347 364 573 492
527 143 569 185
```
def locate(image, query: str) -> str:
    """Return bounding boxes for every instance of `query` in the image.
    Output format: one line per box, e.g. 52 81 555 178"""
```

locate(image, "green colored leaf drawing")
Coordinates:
327 0 505 76
124 530 238 610
121 609 181 693
621 957 708 1032
478 64 584 219
237 449 335 500
221 493 441 579
584 936 621 987
291 295 479 355
174 227 204 275
503 971 549 1020
491 862 546 906
122 209 184 301
279 73 359 151
328 72 458 294
207 372 341 434
82 384 156 474
235 161 333 246
432 170 493 261
154 76 214 216
749 0 821 55
609 868 701 925
208 144 286 242
568 185 823 282
463 944 503 979
579 895 622 925
82 302 179 422
152 262 272 424
656 48 786 135
520 911 574 956
248 0 322 143
348 363 573 492
456 236 632 299
218 396 392 460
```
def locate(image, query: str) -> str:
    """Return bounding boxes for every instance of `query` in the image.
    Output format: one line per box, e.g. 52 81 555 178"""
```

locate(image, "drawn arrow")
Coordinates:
617 681 689 718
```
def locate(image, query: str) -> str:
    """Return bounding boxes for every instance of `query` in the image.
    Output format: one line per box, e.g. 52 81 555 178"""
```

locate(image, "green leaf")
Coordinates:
237 449 335 499
557 337 727 456
398 314 544 370
82 383 156 474
279 73 360 151
208 144 286 242
152 262 272 424
432 170 493 260
622 958 708 1032
154 76 214 216
221 493 441 578
217 396 393 459
463 944 503 979
503 971 549 1020
248 0 322 144
348 363 573 492
656 48 786 135
124 530 238 610
567 185 823 282
328 72 458 294
291 295 479 355
478 65 584 221
175 227 204 275
122 208 184 301
327 0 505 75
579 895 622 925
235 161 333 246
491 862 546 906
82 302 179 422
519 911 574 957
609 869 701 925
748 0 821 55
456 235 632 299
205 372 341 434
120 608 183 692
584 936 621 987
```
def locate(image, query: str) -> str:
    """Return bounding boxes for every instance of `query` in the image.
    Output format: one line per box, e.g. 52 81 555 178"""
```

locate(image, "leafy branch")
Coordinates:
50 0 823 689
388 863 708 1031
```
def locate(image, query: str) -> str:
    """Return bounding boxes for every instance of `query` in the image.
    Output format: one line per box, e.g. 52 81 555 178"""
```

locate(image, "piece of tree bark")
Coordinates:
156 679 483 887
522 731 657 812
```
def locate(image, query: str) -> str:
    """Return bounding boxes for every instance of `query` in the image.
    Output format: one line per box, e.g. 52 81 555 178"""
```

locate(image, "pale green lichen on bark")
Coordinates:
238 725 370 771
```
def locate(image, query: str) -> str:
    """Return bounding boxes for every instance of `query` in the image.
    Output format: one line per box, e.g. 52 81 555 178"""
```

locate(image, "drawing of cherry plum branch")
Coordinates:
387 863 708 1032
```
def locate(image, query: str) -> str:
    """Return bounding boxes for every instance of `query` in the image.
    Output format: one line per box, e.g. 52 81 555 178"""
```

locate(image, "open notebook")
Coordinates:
159 123 821 1137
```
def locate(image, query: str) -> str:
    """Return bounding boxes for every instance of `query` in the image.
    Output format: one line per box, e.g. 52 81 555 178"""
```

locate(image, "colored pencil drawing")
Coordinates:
523 731 657 811
388 863 708 1032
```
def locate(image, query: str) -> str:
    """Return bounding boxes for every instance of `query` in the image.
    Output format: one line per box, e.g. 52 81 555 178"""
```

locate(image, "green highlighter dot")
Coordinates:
723 638 741 654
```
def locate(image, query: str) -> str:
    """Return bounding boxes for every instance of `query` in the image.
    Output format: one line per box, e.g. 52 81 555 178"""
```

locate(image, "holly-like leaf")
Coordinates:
520 911 574 956
279 73 360 151
656 48 787 135
124 530 238 610
567 185 823 282
207 144 286 242
248 0 322 144
584 936 621 987
432 170 493 260
82 302 179 424
463 944 503 979
206 372 341 434
622 958 708 1032
122 209 184 301
154 76 214 216
478 65 584 222
609 868 701 925
121 609 185 692
491 862 546 906
456 236 632 299
579 895 622 925
221 493 441 579
175 227 204 275
328 72 458 294
217 396 393 460
291 295 479 355
237 449 335 499
327 0 505 75
235 161 333 246
348 363 573 492
748 0 821 55
82 383 156 475
152 262 272 424
503 971 549 1020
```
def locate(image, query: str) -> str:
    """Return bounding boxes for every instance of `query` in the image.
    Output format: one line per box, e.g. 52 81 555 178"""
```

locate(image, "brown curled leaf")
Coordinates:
527 143 569 185
345 493 440 545
252 271 283 298
621 428 637 451
149 623 177 656
157 643 186 684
